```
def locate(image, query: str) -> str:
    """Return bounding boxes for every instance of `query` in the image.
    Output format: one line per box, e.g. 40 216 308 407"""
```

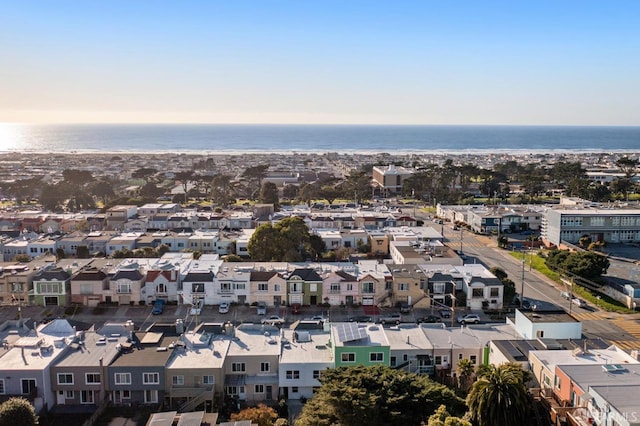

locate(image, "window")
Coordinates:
385 281 393 290
310 284 317 292
21 379 36 395
286 370 300 379
292 386 299 393
362 282 375 293
274 284 281 292
172 375 184 386
341 353 355 363
470 355 477 364
81 390 95 404
258 283 268 291
203 376 214 385
156 283 167 293
80 283 93 294
403 354 408 362
85 373 100 385
65 390 74 399
114 373 131 385
260 362 270 372
11 283 24 292
143 372 160 385
458 353 463 360
390 356 396 367
192 283 205 293
399 283 409 292
347 283 353 291
472 288 483 297
330 283 340 293
370 352 384 362
40 282 61 294
144 389 158 403
435 356 442 365
255 385 264 393
590 217 605 226
117 282 131 294
0 379 4 395
490 288 499 297
121 390 131 399
554 376 562 389
313 370 321 379
433 283 445 294
232 363 246 372
226 386 244 395
57 373 74 385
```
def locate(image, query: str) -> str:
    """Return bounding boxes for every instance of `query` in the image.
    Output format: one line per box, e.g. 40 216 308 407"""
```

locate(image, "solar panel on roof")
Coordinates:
335 322 368 343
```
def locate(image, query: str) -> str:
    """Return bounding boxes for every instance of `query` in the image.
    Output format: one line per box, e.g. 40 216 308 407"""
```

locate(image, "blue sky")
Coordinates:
1 1 639 125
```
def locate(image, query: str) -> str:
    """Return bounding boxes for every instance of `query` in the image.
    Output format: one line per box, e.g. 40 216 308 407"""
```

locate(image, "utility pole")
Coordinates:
520 250 525 310
459 228 463 253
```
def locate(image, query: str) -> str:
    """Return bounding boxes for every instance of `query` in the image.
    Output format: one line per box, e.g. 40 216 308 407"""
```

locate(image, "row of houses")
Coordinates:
2 308 637 425
0 254 505 311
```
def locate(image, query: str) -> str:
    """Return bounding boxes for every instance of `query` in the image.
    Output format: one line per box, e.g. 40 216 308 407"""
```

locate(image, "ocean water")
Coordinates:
0 123 639 154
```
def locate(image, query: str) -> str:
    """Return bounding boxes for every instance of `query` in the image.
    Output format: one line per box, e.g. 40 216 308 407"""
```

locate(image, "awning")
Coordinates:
244 375 279 385
224 374 246 386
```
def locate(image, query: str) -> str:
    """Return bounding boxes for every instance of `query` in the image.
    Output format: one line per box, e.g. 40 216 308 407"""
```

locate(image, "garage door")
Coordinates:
45 296 58 306
362 296 374 306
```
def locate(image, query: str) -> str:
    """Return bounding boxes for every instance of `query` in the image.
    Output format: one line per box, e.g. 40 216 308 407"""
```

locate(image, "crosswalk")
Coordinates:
606 318 640 351
569 311 609 322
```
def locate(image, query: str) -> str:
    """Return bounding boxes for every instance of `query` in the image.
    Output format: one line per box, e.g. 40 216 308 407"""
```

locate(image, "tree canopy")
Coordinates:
0 397 37 426
248 216 312 262
295 365 465 426
466 363 531 426
545 249 610 279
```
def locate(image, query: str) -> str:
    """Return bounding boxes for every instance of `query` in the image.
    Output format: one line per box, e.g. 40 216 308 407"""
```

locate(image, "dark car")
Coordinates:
439 309 452 318
417 315 441 323
151 299 165 315
400 303 411 313
349 315 373 323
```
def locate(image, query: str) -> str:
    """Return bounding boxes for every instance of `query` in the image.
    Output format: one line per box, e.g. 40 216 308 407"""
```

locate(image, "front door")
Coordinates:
266 385 273 400
310 295 317 305
45 296 58 306
273 296 281 306
346 296 354 306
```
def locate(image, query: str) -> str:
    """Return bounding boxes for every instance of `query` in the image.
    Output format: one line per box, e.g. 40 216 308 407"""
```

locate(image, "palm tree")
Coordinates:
466 363 530 426
456 359 475 393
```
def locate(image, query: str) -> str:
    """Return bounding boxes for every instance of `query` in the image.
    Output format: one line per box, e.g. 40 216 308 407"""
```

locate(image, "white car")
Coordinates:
190 299 203 316
261 315 285 326
457 314 481 324
218 302 230 314
305 315 327 323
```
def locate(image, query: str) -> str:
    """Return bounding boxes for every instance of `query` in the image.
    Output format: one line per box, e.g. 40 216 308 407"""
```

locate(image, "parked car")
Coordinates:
256 301 267 315
572 298 587 308
218 302 230 314
306 315 328 323
416 315 441 324
349 315 373 323
400 303 411 313
457 314 481 324
561 291 571 300
190 299 204 316
261 315 285 326
378 313 402 325
151 299 165 315
439 309 452 318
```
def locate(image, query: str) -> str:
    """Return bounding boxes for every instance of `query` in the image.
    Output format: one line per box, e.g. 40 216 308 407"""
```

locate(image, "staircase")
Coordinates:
178 387 213 413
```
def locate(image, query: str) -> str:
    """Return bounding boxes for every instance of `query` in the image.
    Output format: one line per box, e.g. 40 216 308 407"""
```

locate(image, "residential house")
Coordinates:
105 233 140 256
107 260 148 305
56 233 87 258
384 324 434 375
105 205 138 231
249 267 287 307
508 309 582 340
69 260 112 306
223 324 281 403
50 323 130 408
372 165 414 194
164 324 230 411
322 270 359 306
457 264 504 310
279 329 333 400
107 331 175 406
331 322 390 368
31 267 72 307
0 319 78 413
356 260 392 307
215 263 251 305
286 268 323 306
